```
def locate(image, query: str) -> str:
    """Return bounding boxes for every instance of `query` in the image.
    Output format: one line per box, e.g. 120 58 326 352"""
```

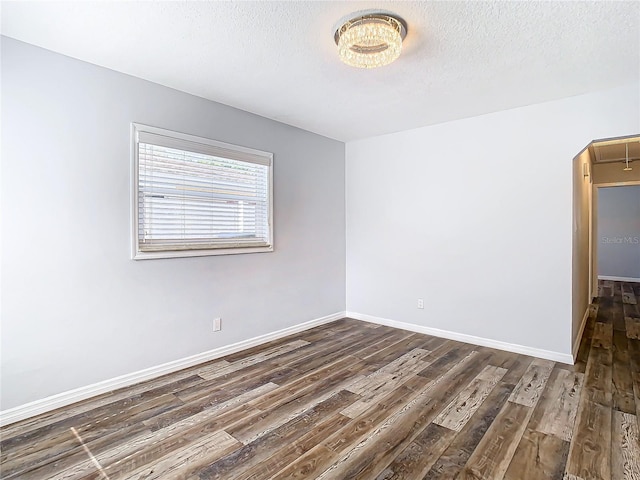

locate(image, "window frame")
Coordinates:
130 123 274 260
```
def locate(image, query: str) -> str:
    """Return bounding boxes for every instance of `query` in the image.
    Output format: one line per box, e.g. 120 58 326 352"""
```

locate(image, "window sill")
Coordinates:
132 245 274 260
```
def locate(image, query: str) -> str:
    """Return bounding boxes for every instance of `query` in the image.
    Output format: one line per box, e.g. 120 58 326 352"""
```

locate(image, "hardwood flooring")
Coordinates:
1 280 639 479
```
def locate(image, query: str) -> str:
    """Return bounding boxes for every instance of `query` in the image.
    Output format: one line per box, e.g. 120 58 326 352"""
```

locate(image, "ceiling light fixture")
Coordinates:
624 143 633 171
334 12 407 69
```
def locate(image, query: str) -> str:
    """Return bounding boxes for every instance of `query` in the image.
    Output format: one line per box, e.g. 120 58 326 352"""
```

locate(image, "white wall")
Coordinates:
346 84 639 358
1 38 346 410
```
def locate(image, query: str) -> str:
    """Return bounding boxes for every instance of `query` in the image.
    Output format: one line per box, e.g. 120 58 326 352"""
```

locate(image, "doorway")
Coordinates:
572 134 640 360
594 184 640 284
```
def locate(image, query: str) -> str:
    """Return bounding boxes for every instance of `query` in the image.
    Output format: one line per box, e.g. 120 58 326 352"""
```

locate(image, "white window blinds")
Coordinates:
132 124 273 259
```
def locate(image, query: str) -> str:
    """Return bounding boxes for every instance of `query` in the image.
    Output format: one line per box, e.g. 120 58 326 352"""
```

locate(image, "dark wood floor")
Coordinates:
1 280 639 479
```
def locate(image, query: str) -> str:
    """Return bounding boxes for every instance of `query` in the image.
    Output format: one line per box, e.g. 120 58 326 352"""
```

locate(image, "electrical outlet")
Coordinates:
213 317 222 332
417 299 424 309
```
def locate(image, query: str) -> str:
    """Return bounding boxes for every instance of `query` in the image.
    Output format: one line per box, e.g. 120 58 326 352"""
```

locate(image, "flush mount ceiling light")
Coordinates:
334 12 407 69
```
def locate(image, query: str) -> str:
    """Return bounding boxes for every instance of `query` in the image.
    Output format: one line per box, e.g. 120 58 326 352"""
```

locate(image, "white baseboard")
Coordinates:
572 307 590 363
0 311 345 427
598 275 640 283
347 312 574 365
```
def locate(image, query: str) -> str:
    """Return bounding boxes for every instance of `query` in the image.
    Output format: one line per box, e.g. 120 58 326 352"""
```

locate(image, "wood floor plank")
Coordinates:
503 429 569 480
149 369 294 432
459 401 533 480
345 348 429 396
487 348 536 383
611 410 640 480
249 354 363 410
258 325 384 374
622 283 637 305
350 329 415 360
373 347 432 375
219 322 333 362
612 329 636 414
362 333 432 367
596 296 613 325
226 366 364 445
196 339 310 380
341 373 414 419
417 342 476 381
614 297 627 332
285 318 374 349
269 384 416 479
626 317 640 340
341 349 430 418
1 392 184 477
239 413 352 480
0 374 201 454
3 423 152 480
564 474 585 480
573 315 596 375
564 398 612 479
421 339 456 362
564 310 615 480
272 350 482 479
35 392 268 480
311 352 492 479
68 384 276 480
195 390 359 479
615 281 624 295
174 363 296 404
623 302 640 319
124 429 241 480
529 368 584 441
508 358 554 407
288 318 365 345
374 423 456 480
433 365 507 432
583 322 614 408
279 326 397 374
415 334 449 352
423 379 516 479
630 338 640 433
381 353 522 480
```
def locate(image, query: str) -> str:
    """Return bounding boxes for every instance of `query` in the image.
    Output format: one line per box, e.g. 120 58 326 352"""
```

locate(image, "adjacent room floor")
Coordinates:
1 280 639 479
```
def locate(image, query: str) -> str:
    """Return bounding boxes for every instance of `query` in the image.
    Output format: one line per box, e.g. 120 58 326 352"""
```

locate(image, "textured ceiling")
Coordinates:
2 1 639 141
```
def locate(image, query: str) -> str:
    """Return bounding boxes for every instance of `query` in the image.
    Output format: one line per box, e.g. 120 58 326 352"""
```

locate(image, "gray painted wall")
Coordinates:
1 38 346 409
598 185 640 279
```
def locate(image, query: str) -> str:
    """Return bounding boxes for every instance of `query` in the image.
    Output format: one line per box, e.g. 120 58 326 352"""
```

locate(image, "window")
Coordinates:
131 124 273 259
